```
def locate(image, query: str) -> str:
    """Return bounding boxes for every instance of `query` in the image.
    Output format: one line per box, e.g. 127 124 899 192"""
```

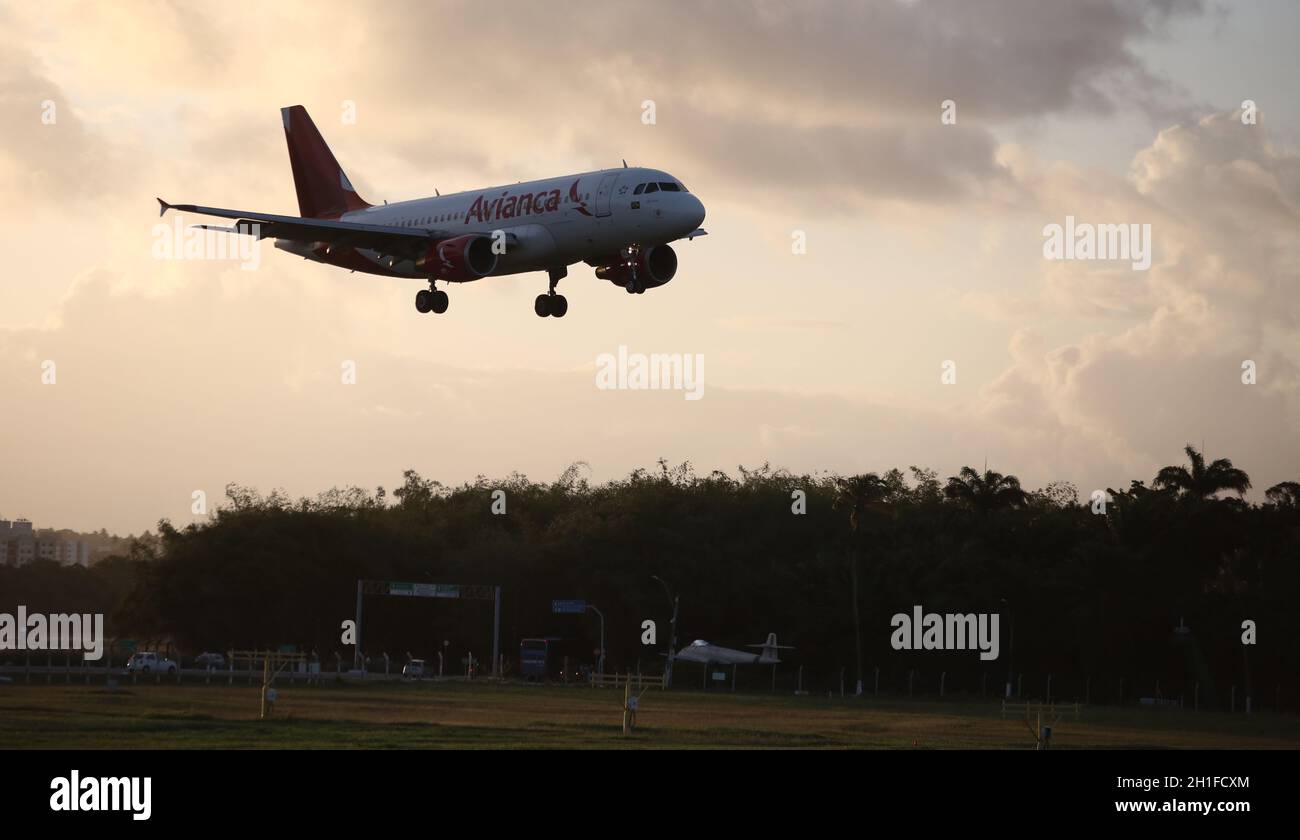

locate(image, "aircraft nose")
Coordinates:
685 194 705 230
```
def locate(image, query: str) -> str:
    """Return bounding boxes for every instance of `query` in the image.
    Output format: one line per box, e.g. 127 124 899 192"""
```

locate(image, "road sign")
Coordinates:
552 599 587 614
389 582 461 598
360 580 495 600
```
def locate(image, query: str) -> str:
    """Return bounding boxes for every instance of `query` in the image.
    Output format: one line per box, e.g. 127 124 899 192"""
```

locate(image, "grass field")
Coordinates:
3 679 1299 749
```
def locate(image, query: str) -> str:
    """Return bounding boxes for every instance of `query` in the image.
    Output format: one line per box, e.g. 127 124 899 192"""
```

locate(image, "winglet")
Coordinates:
157 197 172 217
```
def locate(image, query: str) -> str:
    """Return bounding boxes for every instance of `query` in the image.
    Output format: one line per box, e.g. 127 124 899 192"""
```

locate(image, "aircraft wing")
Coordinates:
157 198 447 261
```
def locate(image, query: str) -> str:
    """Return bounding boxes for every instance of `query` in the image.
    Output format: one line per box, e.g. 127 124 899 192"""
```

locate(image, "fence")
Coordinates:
588 672 667 690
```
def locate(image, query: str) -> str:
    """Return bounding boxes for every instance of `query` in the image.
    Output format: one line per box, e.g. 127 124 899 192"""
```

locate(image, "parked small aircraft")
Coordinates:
674 633 793 666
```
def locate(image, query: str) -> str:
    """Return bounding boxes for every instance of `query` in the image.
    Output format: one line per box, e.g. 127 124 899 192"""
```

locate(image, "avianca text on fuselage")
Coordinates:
462 181 573 224
156 105 706 319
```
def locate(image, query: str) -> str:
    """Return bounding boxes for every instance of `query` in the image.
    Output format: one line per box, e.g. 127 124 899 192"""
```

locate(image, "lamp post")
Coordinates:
651 575 679 688
586 605 606 679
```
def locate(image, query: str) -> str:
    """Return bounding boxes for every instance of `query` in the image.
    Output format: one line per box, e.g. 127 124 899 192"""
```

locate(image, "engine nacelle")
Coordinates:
594 244 678 289
417 233 498 281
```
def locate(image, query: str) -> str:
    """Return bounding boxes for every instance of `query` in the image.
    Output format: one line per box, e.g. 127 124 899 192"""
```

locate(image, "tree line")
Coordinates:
4 447 1298 708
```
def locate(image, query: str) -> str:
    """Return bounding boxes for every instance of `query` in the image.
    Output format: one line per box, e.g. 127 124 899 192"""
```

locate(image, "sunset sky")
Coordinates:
2 0 1298 534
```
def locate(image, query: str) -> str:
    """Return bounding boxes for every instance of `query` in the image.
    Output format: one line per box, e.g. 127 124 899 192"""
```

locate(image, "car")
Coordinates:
402 659 428 680
125 652 177 674
193 652 225 669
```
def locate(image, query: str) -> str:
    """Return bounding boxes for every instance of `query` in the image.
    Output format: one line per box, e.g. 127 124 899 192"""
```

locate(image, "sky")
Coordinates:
1 0 1297 535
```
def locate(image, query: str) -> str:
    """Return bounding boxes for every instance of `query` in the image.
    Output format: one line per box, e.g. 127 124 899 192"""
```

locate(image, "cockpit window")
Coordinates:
644 183 659 193
633 183 645 195
658 182 681 192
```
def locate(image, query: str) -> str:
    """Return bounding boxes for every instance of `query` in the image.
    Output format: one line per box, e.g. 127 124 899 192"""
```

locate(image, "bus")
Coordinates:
519 637 589 682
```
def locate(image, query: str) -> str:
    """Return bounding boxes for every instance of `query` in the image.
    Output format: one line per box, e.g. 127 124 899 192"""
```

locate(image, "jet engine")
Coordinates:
417 233 498 281
594 243 677 291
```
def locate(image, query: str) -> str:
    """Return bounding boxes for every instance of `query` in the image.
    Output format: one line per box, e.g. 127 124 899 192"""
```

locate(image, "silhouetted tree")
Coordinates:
833 473 888 694
943 467 1027 512
1154 445 1252 498
1265 481 1300 508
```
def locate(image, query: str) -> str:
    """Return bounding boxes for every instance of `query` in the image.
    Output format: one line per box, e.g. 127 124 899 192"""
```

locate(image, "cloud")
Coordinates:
0 40 132 207
972 107 1300 488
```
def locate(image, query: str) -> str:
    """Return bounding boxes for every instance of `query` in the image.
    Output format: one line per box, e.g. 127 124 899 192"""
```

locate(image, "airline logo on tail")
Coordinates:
280 105 370 218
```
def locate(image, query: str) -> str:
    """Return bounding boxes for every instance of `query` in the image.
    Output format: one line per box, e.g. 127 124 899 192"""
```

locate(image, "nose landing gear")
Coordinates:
620 246 646 293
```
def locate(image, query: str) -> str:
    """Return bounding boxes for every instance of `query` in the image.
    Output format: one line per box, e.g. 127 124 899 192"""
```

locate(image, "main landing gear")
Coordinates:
415 281 449 315
535 266 568 318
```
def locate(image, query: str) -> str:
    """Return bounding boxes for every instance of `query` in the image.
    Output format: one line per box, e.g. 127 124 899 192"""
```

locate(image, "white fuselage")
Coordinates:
279 166 705 280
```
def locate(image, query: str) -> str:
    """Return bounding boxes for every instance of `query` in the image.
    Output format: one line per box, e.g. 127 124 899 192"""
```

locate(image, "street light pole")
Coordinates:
652 576 679 688
587 605 606 678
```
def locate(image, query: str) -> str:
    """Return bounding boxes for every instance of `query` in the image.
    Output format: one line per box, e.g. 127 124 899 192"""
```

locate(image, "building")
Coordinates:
57 540 89 568
9 536 35 566
0 519 34 537
37 538 59 563
0 520 87 568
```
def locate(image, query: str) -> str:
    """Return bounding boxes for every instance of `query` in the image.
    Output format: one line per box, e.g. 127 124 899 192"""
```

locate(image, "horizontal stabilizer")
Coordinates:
746 632 794 650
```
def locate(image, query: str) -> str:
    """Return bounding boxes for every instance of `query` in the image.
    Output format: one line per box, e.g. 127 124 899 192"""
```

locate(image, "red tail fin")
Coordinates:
281 105 370 218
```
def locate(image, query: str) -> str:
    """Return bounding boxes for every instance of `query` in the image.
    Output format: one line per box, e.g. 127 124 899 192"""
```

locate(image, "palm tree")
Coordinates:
1153 445 1251 498
943 467 1027 512
833 473 888 696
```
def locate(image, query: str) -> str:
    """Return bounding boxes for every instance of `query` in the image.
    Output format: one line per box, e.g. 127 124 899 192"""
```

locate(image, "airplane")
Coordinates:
673 632 794 666
157 105 707 319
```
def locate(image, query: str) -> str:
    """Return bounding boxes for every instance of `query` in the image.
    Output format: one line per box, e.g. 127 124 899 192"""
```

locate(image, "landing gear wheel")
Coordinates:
430 290 449 314
550 294 568 317
415 289 433 313
534 294 551 317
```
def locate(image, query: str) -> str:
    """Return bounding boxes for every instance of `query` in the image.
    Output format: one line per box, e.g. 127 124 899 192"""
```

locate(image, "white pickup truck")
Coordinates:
125 651 177 674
